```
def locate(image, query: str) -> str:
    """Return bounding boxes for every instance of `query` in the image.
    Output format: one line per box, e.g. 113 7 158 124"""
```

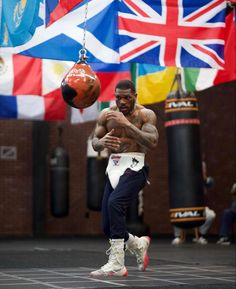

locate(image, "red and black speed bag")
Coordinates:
61 61 101 109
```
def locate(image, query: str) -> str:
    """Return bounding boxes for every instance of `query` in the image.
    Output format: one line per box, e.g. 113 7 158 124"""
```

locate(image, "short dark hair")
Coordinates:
115 80 136 93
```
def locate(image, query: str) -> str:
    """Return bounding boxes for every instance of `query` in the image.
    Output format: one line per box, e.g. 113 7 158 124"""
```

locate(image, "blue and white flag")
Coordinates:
0 0 119 63
0 0 229 69
0 0 40 47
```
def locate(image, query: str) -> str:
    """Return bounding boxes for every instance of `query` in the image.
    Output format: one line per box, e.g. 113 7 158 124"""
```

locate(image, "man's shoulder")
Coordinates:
101 106 117 113
98 106 117 122
136 104 145 110
135 105 157 124
136 105 156 116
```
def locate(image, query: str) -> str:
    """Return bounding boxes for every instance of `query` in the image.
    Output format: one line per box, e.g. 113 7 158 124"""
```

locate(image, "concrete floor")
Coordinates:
0 236 235 289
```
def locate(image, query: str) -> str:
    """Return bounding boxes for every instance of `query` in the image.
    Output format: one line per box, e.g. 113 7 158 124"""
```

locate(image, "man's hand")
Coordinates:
106 111 130 127
99 129 121 152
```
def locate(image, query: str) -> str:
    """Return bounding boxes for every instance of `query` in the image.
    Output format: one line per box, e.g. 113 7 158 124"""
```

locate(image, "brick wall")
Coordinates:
0 121 33 236
0 80 235 237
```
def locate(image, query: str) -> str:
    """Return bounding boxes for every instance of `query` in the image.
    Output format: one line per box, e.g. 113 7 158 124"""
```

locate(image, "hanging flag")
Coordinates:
135 64 178 105
70 100 116 124
0 88 67 120
0 54 131 121
46 0 85 26
0 0 119 64
95 63 131 102
133 8 236 105
0 0 40 47
0 0 228 69
0 54 68 120
71 102 99 123
118 0 227 68
182 9 236 92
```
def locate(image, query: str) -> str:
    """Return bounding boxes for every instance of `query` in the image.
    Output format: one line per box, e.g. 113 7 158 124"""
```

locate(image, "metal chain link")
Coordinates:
79 1 89 60
82 2 88 51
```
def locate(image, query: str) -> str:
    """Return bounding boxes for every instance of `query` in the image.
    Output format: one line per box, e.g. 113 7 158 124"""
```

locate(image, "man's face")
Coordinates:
115 88 136 116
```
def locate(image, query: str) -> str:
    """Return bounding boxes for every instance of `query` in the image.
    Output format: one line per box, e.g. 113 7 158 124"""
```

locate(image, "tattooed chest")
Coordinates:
106 117 143 137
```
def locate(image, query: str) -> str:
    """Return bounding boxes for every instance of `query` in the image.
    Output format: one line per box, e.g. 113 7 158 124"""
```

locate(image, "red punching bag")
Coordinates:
61 50 101 109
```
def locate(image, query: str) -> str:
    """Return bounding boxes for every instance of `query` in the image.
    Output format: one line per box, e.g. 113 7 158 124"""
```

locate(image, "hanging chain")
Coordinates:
79 1 89 61
82 2 88 51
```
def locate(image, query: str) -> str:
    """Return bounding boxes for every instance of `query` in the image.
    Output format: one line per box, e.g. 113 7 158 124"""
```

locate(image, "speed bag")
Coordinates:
86 157 107 211
61 60 100 109
165 92 206 229
50 146 69 217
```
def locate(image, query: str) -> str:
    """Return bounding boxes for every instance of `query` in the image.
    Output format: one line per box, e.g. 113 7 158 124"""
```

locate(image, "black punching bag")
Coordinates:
86 138 108 211
50 125 69 217
165 73 205 229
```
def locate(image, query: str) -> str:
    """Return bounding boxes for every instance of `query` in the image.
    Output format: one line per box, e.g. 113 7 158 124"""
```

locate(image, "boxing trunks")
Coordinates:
106 152 145 189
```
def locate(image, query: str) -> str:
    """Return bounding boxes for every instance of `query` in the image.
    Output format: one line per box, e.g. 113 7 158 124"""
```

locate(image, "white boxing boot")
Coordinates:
126 233 151 271
90 239 128 277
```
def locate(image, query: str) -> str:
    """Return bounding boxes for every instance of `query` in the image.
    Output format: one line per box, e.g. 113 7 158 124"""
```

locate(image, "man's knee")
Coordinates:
108 196 121 211
205 208 216 222
209 210 216 221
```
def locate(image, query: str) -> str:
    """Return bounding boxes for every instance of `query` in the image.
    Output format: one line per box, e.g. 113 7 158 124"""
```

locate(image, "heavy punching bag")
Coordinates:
50 125 69 217
126 190 149 236
165 73 205 229
61 49 101 109
86 137 108 211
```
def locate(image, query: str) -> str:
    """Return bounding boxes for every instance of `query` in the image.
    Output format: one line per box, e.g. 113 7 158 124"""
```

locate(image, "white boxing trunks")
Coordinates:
106 153 145 189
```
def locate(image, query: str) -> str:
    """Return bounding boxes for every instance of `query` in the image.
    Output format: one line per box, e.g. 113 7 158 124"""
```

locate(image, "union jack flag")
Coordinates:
118 0 227 68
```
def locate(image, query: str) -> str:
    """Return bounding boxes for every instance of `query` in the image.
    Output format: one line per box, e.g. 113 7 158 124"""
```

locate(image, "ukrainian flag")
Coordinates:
135 64 178 105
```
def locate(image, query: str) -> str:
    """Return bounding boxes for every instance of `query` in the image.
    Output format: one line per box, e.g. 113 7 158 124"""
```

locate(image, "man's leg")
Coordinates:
171 226 184 245
101 177 113 238
90 239 128 277
193 207 216 244
91 167 149 276
90 177 128 277
199 207 216 236
219 208 236 236
108 168 147 239
126 233 150 271
108 168 150 271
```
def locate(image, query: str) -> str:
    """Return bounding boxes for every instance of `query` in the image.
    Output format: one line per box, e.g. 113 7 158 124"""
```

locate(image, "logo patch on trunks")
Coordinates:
130 157 139 168
111 155 121 166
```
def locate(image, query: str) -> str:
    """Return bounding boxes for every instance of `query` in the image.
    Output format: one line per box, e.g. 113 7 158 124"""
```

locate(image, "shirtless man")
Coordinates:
90 80 158 277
